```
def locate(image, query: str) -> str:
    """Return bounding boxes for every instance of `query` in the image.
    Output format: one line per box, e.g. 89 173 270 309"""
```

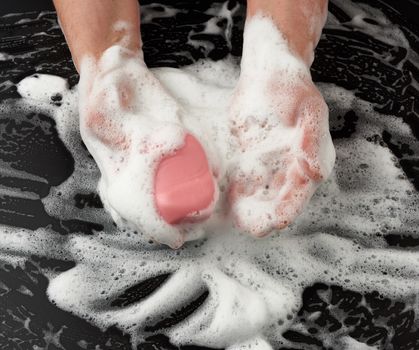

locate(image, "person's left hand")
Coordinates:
228 67 335 237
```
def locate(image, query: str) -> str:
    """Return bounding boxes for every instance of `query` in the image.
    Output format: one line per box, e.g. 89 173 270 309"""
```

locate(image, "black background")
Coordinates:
1 0 419 349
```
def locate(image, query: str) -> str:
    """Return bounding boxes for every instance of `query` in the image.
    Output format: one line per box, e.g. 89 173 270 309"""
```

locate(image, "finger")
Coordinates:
228 160 272 201
274 162 316 230
117 80 134 110
297 93 330 181
229 153 293 236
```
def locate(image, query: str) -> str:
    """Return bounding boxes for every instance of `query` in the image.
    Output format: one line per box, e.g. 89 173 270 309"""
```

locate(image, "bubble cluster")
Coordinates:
0 1 418 350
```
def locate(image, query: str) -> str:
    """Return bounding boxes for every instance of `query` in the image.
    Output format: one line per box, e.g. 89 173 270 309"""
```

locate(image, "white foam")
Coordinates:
0 52 13 61
11 61 419 348
78 46 205 248
17 74 68 101
1 2 419 350
74 14 332 246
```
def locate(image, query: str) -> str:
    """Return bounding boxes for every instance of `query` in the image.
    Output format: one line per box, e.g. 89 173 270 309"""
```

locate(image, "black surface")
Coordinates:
0 0 419 349
0 0 54 16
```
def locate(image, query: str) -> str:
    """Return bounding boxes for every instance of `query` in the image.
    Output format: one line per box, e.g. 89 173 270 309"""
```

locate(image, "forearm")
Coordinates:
247 0 328 66
53 0 141 71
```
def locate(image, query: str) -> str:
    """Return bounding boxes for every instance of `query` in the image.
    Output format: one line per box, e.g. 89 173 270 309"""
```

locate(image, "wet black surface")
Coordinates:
0 0 419 349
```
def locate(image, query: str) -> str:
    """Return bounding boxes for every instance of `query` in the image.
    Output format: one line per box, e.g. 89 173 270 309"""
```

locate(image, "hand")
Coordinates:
78 46 190 248
228 24 335 236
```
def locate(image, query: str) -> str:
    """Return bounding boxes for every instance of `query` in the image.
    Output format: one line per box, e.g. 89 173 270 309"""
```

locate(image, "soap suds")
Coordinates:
78 46 211 249
227 15 335 235
1 1 419 349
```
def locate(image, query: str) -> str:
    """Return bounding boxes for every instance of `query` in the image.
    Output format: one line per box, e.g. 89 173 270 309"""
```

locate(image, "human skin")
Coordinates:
228 0 334 236
53 0 327 70
53 0 141 72
247 0 328 66
53 0 333 238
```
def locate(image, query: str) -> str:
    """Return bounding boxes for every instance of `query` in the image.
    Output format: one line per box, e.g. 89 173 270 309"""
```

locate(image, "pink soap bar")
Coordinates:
154 134 216 225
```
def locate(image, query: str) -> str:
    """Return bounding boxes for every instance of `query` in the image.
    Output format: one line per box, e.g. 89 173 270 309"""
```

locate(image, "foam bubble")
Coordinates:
1 2 419 349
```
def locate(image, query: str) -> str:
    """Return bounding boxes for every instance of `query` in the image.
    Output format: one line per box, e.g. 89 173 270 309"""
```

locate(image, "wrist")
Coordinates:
73 27 141 71
240 14 310 79
54 0 141 72
246 0 327 66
